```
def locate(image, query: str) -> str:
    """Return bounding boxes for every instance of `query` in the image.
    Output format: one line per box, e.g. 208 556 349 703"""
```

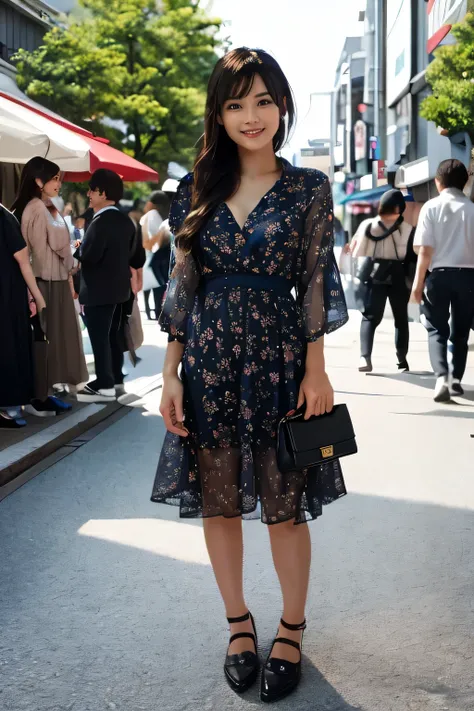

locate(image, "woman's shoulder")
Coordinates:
21 198 46 225
23 198 45 217
287 166 330 206
290 166 329 190
178 172 194 191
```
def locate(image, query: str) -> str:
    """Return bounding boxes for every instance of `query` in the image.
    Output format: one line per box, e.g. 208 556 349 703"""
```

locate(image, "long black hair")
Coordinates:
176 47 296 252
11 156 60 222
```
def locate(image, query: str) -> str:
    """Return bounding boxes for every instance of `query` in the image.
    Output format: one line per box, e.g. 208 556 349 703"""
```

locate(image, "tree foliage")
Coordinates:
14 0 222 178
421 12 474 139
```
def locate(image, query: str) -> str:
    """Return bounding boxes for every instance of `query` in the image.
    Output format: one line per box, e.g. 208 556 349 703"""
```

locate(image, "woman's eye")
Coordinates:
227 103 241 111
258 99 272 106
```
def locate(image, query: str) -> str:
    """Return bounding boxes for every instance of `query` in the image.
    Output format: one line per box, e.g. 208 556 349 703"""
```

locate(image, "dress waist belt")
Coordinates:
202 273 293 297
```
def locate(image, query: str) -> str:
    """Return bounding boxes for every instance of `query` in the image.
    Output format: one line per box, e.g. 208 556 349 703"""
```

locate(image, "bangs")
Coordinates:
215 50 287 111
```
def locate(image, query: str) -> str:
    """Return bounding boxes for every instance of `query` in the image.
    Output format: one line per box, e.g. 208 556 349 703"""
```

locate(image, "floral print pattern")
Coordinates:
151 159 348 524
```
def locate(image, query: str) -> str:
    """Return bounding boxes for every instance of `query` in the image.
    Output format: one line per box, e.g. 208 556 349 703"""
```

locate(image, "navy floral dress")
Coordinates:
151 159 349 524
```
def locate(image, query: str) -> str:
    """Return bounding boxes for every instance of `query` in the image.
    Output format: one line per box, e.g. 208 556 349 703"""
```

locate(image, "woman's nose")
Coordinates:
244 107 259 124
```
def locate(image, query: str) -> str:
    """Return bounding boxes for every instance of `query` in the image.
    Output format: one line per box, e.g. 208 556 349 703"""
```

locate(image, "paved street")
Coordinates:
1 314 474 711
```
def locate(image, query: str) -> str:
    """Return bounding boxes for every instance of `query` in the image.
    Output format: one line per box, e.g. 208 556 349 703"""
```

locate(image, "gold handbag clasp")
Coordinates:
320 445 334 458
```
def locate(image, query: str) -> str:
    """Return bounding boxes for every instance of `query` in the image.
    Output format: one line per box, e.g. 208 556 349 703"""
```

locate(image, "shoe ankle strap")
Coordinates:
227 611 250 624
280 617 306 631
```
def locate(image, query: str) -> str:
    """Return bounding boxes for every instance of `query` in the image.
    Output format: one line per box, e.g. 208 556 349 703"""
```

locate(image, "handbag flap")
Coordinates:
287 404 355 453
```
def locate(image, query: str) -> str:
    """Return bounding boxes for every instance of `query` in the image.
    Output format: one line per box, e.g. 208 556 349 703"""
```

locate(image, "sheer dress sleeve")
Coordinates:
159 174 200 344
298 174 349 342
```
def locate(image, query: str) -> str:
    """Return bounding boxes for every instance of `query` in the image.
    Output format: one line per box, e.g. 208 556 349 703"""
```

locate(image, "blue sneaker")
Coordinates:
48 396 73 412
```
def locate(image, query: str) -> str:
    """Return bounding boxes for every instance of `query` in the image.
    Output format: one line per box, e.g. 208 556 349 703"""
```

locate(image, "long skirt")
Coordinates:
34 279 89 400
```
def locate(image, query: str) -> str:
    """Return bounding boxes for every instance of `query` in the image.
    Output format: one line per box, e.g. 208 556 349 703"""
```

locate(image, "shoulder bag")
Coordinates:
277 403 357 473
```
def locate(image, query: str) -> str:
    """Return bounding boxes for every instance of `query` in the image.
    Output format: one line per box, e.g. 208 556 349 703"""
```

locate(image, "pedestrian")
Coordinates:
350 189 413 373
151 48 348 702
11 157 88 416
75 169 138 402
0 203 46 427
411 159 474 402
140 190 170 320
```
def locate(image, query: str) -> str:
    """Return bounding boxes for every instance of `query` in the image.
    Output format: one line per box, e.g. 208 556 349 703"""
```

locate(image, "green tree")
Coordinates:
421 11 474 139
14 0 222 179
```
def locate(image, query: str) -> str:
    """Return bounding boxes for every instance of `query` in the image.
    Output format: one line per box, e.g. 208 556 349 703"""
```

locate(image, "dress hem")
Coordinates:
149 491 347 526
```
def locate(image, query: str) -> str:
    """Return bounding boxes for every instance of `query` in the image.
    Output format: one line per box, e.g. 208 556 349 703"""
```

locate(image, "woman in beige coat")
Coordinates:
12 157 88 416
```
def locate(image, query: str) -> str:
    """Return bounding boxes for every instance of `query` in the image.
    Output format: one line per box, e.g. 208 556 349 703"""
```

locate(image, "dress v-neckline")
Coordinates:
223 168 285 232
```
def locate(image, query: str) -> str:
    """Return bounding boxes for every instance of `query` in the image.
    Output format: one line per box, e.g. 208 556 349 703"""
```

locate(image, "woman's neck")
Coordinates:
379 214 400 227
238 143 280 179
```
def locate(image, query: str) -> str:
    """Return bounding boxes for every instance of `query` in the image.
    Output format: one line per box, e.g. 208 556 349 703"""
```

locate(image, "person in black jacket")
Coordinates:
76 169 138 402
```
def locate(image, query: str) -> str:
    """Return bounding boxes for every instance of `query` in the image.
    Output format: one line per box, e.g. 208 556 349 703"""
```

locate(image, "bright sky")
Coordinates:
209 0 364 155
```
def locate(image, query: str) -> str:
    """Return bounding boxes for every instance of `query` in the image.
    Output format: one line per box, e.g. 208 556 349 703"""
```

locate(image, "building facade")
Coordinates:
332 0 474 206
387 0 473 201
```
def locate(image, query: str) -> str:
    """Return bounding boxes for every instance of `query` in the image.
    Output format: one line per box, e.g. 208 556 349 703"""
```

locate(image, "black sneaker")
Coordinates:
450 380 464 396
76 385 116 403
24 398 59 417
397 359 410 372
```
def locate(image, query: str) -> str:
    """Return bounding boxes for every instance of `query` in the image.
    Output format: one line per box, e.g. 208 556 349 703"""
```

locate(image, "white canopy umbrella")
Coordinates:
0 95 90 170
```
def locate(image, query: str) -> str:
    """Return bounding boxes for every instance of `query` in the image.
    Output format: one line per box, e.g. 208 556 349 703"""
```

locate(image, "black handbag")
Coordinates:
277 404 357 473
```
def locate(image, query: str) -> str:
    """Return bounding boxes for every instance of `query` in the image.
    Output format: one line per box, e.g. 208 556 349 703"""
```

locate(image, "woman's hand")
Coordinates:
159 375 189 437
29 299 37 318
35 293 46 312
297 371 334 419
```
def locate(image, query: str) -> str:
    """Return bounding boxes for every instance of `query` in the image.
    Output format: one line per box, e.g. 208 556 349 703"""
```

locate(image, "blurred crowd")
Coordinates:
0 156 175 429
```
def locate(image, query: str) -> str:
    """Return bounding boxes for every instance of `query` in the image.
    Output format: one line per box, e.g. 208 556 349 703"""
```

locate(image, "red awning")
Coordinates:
62 135 159 183
0 90 159 183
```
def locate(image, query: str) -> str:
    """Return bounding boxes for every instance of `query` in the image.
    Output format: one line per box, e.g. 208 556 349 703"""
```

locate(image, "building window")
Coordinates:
0 1 46 64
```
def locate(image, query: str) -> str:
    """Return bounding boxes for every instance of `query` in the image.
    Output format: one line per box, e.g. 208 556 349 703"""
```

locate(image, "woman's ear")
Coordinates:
217 113 224 126
35 178 44 190
282 96 287 117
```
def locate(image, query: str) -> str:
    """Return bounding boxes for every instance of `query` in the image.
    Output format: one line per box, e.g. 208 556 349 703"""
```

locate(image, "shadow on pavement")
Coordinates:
1 411 474 710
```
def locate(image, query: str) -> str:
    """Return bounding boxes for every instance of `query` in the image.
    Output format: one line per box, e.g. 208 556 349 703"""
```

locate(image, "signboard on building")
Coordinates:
354 120 367 162
386 0 412 107
427 0 470 53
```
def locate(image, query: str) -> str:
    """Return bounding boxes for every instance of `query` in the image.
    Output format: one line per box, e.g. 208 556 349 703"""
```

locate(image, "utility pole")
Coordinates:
372 0 381 188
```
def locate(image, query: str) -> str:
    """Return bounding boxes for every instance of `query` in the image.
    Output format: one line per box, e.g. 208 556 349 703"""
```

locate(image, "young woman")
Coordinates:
140 190 170 320
349 189 413 373
11 157 88 416
151 48 348 703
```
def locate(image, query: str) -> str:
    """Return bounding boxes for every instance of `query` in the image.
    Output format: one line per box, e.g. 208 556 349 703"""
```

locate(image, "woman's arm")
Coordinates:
13 247 46 311
298 338 334 418
160 341 188 437
297 176 347 418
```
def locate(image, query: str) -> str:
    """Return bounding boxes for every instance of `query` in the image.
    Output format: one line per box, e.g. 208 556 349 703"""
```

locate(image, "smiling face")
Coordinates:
87 186 107 213
219 74 281 152
36 173 61 199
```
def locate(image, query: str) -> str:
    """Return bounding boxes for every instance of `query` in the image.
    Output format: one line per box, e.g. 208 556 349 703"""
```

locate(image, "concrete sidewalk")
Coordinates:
0 313 168 496
1 311 474 711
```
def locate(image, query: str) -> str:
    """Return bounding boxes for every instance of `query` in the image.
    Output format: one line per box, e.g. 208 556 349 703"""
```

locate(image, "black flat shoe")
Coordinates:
224 611 259 694
397 359 410 372
260 618 306 703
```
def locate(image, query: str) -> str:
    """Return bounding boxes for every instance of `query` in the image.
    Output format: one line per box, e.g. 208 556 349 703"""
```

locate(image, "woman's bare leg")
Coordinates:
203 516 255 654
268 519 311 662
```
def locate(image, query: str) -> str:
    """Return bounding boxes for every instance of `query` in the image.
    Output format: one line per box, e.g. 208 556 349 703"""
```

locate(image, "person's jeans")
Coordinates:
360 278 409 363
421 268 474 380
83 303 125 390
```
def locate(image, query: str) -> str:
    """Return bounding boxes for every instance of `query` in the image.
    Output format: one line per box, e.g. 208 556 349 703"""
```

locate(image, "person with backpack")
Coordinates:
350 189 414 373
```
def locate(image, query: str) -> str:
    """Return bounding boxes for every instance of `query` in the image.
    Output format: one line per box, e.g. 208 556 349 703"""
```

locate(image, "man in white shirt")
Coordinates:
411 159 474 402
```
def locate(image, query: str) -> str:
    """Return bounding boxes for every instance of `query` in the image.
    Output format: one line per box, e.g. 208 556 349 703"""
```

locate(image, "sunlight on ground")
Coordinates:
78 518 210 565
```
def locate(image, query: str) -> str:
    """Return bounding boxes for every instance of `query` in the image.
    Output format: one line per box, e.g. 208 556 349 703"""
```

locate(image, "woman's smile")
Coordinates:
241 128 265 138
